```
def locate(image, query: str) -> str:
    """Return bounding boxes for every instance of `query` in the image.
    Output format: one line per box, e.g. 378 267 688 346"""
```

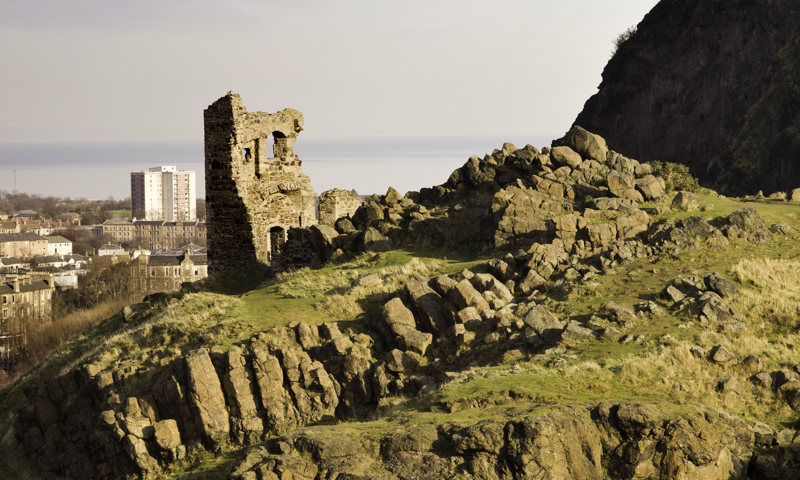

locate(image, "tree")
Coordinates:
195 198 206 221
612 25 637 55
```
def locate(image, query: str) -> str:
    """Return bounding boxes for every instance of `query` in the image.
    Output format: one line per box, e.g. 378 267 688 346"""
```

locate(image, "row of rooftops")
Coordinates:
99 243 207 258
145 253 208 266
0 233 71 243
0 215 81 233
0 211 79 219
0 254 87 265
103 219 206 227
0 274 55 294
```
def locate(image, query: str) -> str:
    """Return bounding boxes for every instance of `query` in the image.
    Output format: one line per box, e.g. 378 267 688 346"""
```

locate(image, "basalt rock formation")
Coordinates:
277 126 665 268
574 0 800 196
229 403 756 480
14 249 784 479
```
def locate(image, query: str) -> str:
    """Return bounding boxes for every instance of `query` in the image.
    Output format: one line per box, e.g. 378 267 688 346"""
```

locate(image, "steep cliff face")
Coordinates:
575 0 800 195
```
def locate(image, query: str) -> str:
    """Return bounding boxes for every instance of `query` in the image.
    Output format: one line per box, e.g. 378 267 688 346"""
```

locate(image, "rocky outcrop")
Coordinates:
229 402 755 480
278 126 665 267
659 272 744 330
16 121 799 479
23 233 787 480
574 0 800 195
647 206 775 251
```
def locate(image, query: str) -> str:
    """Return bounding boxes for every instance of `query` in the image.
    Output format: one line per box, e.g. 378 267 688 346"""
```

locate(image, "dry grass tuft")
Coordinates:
83 292 239 374
1 294 141 387
316 257 442 321
732 257 800 331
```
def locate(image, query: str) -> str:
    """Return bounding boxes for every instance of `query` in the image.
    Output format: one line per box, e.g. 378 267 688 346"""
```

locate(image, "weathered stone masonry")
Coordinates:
318 188 361 226
204 92 317 272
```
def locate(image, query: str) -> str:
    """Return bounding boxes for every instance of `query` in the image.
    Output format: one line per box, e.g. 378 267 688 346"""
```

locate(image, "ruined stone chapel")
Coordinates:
204 92 317 272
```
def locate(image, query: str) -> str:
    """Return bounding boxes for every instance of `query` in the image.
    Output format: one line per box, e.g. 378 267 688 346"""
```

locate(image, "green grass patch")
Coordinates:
160 449 241 480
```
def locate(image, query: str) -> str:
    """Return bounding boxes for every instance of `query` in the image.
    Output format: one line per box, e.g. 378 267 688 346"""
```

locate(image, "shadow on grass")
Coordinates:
183 265 276 296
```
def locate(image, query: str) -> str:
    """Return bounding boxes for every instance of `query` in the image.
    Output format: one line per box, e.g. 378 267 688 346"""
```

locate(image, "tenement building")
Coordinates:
101 219 206 250
204 92 317 271
0 273 56 333
131 166 197 221
0 233 52 258
129 247 208 293
1 273 56 365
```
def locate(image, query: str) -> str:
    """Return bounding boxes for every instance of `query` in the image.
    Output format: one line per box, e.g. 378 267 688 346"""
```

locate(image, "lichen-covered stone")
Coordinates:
550 146 583 169
319 189 362 226
553 125 609 163
672 191 700 211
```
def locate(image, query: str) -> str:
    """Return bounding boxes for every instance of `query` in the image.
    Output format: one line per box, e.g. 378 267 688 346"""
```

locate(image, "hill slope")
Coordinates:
575 0 800 196
4 130 800 479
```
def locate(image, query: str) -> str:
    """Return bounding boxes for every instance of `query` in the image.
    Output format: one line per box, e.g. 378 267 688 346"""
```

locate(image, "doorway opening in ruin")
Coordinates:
270 226 286 258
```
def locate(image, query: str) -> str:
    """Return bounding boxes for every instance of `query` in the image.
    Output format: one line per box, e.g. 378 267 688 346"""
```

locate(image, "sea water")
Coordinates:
0 134 554 200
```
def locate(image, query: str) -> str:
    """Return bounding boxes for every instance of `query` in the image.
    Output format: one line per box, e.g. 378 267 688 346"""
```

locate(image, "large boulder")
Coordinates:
447 279 492 318
405 279 451 333
550 146 583 169
185 349 230 450
724 206 772 245
616 210 650 240
523 305 564 343
552 125 609 163
362 227 392 251
635 175 666 200
607 172 635 197
587 223 617 247
382 298 418 337
671 191 699 211
704 272 739 299
381 297 433 355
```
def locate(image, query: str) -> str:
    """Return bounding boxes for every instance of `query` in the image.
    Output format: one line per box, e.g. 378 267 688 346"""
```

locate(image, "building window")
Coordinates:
2 295 6 304
150 268 156 277
2 309 7 319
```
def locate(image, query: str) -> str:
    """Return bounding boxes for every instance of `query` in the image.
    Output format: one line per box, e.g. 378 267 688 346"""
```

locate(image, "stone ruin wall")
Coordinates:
204 92 317 272
318 188 362 226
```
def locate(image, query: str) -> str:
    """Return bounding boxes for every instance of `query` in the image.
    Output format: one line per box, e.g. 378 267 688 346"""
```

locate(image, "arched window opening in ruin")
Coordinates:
270 226 286 258
271 131 288 158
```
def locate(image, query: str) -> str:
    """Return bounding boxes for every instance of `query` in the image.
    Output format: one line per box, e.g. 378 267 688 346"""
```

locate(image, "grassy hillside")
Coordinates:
3 192 800 478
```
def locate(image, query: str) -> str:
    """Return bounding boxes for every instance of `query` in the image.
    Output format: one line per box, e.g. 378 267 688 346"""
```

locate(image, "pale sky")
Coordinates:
0 0 660 143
